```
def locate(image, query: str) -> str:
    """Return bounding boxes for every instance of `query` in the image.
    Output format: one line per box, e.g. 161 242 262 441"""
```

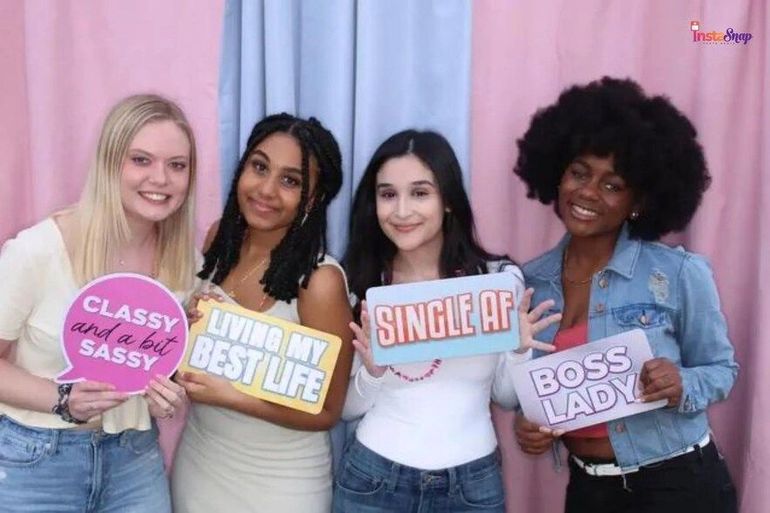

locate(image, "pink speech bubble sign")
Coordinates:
57 273 188 394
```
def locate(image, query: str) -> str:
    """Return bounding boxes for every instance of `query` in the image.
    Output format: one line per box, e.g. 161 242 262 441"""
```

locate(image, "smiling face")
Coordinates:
557 154 638 240
237 132 318 237
375 154 445 254
119 120 191 228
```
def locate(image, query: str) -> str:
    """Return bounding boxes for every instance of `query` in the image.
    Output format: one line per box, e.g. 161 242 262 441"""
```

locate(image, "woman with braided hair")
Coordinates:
171 114 354 513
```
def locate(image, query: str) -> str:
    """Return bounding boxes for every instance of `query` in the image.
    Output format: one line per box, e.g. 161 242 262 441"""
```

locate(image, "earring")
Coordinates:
629 211 640 220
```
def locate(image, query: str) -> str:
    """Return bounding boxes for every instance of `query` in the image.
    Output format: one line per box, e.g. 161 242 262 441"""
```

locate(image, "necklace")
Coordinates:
227 256 269 301
388 359 443 383
562 245 604 287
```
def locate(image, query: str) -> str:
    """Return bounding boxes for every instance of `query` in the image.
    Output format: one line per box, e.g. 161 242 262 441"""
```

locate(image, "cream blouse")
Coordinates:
0 218 193 432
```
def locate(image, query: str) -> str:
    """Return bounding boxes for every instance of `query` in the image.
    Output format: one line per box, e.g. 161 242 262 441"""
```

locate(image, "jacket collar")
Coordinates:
529 224 641 281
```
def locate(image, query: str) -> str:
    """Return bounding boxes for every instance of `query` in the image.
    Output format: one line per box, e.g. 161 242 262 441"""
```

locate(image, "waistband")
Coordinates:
0 414 154 446
570 432 712 477
345 437 500 491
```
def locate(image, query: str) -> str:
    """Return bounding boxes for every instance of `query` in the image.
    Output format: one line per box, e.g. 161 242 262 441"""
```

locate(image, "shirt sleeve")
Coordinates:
491 262 532 409
676 254 739 413
341 352 384 421
0 229 42 341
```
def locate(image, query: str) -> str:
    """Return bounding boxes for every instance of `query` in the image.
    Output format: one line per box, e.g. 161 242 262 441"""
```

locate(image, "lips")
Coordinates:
569 202 600 221
246 197 278 214
139 191 171 203
391 223 420 233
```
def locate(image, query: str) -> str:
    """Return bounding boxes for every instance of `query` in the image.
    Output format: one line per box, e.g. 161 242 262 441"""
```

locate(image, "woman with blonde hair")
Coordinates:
0 94 197 512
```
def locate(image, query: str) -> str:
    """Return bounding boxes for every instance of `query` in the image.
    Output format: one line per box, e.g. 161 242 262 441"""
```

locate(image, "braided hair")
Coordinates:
199 113 343 301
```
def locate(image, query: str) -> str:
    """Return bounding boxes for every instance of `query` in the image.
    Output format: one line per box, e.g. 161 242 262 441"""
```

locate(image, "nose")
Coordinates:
576 177 601 200
395 195 411 218
256 173 279 198
148 161 169 186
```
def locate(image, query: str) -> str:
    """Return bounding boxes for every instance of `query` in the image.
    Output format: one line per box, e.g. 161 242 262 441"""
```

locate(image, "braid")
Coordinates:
201 114 343 302
261 118 342 300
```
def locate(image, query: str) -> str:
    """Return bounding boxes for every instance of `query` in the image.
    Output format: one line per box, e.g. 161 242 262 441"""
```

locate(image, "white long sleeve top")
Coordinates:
343 262 531 469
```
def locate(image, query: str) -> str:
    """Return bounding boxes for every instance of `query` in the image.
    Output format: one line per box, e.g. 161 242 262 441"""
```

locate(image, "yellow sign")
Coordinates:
179 299 341 414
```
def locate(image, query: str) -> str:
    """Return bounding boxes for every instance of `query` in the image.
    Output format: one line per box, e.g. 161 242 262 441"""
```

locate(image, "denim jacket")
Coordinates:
523 225 738 470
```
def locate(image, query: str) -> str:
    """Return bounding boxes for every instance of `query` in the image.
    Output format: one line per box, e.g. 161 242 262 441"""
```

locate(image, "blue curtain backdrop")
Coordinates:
218 0 473 258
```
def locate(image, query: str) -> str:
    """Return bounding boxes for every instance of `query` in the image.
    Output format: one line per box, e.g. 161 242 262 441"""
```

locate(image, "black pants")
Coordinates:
565 442 737 513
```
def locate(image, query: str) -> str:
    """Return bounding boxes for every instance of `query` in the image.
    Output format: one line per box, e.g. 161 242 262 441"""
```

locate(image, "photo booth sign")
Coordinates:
365 272 521 365
178 299 341 414
511 329 667 432
58 273 188 394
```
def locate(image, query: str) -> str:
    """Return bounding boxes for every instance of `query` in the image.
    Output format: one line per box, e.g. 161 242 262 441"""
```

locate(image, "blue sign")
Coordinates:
366 272 521 365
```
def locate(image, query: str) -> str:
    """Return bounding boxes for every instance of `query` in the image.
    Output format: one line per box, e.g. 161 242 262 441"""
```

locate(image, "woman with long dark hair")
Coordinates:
513 77 738 513
171 114 354 513
333 130 559 513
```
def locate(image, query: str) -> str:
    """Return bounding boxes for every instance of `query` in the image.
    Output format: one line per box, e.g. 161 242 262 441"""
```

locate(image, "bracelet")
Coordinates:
51 383 86 424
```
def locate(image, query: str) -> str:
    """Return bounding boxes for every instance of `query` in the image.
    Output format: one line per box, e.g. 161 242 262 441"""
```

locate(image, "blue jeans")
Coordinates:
0 415 170 512
333 437 505 513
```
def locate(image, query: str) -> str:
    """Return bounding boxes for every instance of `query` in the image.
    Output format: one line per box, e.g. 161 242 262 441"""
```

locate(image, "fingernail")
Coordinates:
538 426 553 434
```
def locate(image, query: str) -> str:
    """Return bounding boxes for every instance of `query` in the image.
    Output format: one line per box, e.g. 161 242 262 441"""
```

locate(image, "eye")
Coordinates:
412 188 430 198
250 159 268 174
378 190 396 200
281 175 301 188
603 180 625 193
569 166 588 180
131 155 151 166
169 161 188 171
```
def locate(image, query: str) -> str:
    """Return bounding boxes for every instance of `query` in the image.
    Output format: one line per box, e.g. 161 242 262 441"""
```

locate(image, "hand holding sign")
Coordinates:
517 288 560 354
639 358 683 406
67 381 130 422
349 301 386 378
514 412 564 455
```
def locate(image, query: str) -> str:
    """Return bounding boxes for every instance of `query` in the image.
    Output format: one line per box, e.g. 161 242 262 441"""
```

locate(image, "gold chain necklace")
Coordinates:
562 246 603 287
227 256 269 300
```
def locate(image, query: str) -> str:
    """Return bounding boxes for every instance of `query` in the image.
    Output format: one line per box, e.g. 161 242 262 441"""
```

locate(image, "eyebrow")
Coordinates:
129 148 189 161
573 157 615 174
376 180 436 189
251 149 302 175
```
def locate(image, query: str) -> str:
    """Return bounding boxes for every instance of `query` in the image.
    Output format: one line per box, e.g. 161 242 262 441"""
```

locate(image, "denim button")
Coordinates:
615 423 625 433
598 276 608 288
595 303 605 313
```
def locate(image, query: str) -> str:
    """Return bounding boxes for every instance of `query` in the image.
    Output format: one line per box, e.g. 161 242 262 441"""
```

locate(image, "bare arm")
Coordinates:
0 339 127 420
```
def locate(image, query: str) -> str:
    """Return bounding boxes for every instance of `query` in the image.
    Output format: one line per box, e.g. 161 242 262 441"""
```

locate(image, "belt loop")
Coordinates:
621 473 632 492
386 461 399 493
47 427 60 455
448 465 458 494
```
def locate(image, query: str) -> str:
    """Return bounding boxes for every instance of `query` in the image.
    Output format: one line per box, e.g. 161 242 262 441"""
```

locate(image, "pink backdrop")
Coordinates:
0 0 224 243
471 1 768 512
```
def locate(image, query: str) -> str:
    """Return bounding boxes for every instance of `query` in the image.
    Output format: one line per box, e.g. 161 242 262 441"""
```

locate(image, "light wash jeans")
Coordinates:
333 437 505 513
0 415 170 512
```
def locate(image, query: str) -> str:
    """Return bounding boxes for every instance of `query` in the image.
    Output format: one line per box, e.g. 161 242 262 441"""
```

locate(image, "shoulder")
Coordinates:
2 218 62 262
202 219 221 252
487 259 524 287
522 243 562 282
300 255 349 302
635 240 708 277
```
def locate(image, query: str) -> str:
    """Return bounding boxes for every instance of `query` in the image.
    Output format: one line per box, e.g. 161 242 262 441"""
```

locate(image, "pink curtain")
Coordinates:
471 1 768 511
0 0 225 467
0 0 224 243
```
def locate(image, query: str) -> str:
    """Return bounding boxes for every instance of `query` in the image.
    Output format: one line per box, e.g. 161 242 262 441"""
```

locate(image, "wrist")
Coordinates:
51 383 86 424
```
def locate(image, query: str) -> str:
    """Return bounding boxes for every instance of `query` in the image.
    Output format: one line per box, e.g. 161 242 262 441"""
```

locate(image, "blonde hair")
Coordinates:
73 94 197 292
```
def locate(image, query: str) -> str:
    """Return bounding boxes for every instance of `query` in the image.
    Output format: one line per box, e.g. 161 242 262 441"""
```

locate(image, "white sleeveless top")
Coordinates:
171 256 347 513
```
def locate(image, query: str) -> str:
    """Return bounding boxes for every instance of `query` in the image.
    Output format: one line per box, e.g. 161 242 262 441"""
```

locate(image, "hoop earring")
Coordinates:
629 211 640 221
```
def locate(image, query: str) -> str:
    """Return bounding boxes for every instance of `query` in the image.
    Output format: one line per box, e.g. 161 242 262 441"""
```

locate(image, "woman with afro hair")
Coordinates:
513 77 738 513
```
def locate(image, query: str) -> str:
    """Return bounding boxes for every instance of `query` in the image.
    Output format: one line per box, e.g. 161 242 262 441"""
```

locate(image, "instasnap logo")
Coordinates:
690 20 753 45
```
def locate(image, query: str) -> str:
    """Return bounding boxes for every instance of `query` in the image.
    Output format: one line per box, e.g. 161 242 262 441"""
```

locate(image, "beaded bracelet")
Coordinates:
51 383 86 424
